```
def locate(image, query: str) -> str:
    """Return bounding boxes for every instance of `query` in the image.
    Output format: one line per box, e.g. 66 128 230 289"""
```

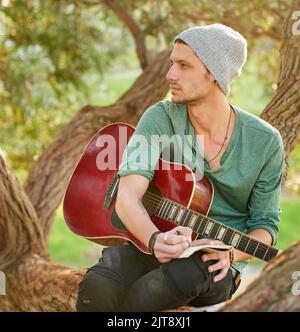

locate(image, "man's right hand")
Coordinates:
153 226 192 263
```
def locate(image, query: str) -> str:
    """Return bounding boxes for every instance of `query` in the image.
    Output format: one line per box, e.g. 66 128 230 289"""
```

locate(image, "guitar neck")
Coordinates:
151 196 278 262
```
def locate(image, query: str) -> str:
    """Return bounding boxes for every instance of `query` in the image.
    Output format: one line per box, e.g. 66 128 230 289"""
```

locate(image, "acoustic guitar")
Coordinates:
63 123 279 262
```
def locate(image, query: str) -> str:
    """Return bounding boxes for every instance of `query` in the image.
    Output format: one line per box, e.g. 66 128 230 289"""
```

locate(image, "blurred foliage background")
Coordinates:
0 0 299 267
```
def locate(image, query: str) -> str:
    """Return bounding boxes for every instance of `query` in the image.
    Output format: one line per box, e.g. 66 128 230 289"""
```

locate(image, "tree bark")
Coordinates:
260 0 300 178
176 2 287 42
24 49 171 239
0 155 84 311
0 155 46 271
220 241 300 311
0 253 85 312
101 0 149 69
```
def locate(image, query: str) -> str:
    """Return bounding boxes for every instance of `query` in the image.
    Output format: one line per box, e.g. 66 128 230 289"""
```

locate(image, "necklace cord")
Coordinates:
206 106 232 163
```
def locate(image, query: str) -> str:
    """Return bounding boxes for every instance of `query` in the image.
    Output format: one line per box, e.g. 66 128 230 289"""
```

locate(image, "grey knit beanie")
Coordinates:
175 24 247 96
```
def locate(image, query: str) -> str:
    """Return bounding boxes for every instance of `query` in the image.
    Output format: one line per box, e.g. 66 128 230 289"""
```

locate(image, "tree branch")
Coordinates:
0 254 85 311
177 10 282 41
24 49 171 239
221 241 300 311
101 0 149 69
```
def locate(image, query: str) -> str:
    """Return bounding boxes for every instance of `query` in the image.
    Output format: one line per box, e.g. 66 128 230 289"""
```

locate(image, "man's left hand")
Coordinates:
190 238 233 283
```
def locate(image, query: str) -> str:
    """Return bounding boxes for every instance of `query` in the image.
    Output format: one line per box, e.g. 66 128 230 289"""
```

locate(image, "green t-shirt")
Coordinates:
118 100 285 272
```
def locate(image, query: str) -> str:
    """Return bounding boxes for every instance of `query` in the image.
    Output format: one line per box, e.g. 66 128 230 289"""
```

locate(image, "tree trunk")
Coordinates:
260 0 300 178
0 254 85 312
24 49 171 238
221 241 300 311
0 154 84 311
0 155 46 271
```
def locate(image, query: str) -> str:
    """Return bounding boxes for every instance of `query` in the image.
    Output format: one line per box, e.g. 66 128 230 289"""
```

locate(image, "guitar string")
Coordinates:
142 195 273 258
141 199 271 258
141 195 264 249
140 192 273 257
139 189 274 257
115 180 274 253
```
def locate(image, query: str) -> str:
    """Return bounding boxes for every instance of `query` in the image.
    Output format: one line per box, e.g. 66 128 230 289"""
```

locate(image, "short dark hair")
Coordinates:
174 38 188 45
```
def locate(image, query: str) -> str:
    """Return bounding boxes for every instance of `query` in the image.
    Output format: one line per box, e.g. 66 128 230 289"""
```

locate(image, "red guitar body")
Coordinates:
63 123 213 254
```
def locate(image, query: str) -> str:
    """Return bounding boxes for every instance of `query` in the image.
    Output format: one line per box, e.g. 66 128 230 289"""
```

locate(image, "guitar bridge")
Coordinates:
103 174 120 210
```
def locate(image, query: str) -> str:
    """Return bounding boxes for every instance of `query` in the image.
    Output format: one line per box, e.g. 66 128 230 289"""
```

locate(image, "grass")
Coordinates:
87 69 141 107
277 197 300 250
247 196 300 266
48 197 300 268
48 206 101 268
229 56 274 116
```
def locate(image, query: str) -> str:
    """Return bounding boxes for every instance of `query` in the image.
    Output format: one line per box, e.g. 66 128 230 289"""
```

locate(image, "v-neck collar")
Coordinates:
185 103 241 173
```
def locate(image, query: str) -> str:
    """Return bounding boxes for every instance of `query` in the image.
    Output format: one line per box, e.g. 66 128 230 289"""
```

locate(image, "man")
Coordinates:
76 24 284 312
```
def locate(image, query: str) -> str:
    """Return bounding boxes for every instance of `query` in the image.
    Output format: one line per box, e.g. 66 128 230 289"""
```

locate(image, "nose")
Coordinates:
165 65 178 82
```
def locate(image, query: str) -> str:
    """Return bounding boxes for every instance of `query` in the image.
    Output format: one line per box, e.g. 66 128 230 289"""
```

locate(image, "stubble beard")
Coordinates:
171 91 206 105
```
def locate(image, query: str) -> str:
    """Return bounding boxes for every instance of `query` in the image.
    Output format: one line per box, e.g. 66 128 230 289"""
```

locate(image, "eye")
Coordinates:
179 62 187 68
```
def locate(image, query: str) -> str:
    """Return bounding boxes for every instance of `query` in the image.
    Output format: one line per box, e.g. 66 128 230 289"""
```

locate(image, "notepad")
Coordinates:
178 244 233 258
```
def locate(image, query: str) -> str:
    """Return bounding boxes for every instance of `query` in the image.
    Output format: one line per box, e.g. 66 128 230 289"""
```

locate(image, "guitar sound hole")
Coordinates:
142 185 162 217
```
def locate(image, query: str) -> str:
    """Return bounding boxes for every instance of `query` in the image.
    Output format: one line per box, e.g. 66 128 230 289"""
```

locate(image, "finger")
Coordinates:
190 238 211 246
207 260 228 273
155 245 188 260
156 256 172 263
173 226 192 242
159 231 189 245
201 252 220 261
174 225 192 233
213 269 228 283
163 233 190 245
165 241 190 254
156 241 190 255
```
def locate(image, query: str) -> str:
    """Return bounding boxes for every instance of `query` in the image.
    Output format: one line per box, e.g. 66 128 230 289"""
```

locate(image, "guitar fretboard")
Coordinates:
152 197 278 262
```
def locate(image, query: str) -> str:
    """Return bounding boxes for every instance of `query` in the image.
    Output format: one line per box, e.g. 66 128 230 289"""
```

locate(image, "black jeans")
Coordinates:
76 244 239 312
